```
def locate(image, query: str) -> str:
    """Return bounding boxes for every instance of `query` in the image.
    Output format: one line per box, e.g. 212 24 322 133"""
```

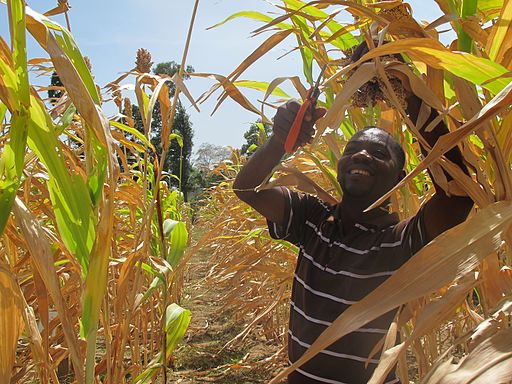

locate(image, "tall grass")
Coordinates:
197 1 512 382
0 1 197 382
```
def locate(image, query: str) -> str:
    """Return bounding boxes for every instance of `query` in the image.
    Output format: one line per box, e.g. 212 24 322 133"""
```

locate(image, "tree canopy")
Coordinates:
241 121 272 155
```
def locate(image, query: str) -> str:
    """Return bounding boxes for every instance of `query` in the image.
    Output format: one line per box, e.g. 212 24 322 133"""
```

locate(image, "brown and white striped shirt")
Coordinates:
268 189 427 384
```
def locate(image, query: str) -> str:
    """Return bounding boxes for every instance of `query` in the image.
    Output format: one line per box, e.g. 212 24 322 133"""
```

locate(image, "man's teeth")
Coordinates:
350 169 370 176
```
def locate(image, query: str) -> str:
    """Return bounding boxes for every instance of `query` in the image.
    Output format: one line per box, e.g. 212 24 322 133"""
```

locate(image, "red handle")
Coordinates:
284 87 319 154
284 67 325 153
284 98 312 154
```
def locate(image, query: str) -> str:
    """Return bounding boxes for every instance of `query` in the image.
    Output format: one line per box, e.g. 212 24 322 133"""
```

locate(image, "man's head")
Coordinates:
337 127 406 204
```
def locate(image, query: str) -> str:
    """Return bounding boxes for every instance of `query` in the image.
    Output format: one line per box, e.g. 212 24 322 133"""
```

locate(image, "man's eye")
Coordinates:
373 150 387 159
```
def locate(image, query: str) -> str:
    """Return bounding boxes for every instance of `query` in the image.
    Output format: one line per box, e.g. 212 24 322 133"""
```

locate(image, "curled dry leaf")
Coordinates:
424 326 512 384
256 164 338 205
468 300 512 350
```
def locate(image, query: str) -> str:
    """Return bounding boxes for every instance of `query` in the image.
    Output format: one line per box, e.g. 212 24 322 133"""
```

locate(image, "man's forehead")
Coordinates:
343 128 404 168
348 129 393 147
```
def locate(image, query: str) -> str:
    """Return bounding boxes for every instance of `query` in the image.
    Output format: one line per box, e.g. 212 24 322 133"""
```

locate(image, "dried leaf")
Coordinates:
426 327 512 384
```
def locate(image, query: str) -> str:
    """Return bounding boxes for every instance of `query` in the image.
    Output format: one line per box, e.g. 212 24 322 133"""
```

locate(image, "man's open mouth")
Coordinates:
349 169 371 176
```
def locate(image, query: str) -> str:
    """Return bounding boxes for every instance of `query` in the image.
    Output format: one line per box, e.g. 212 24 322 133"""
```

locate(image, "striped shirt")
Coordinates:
268 189 427 384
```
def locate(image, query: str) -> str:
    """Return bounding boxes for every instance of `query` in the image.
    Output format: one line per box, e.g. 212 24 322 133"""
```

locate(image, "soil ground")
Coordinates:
168 237 286 383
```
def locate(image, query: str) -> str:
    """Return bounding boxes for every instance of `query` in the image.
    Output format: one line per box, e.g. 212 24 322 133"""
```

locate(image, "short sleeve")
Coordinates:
267 187 330 246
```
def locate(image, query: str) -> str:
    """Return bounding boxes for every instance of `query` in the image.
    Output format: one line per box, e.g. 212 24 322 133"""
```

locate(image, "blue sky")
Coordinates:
1 1 444 150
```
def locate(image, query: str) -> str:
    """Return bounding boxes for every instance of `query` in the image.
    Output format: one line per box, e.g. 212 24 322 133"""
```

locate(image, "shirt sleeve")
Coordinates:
266 187 328 247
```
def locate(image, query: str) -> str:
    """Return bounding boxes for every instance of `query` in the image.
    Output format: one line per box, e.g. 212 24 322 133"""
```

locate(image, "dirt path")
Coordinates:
169 235 285 383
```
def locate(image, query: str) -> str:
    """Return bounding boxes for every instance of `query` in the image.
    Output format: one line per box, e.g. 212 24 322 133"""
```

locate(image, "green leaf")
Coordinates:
0 181 17 234
0 102 7 123
87 136 107 206
234 80 290 98
163 218 178 237
305 150 343 198
246 143 258 154
167 221 188 267
0 1 29 235
28 96 95 272
134 304 191 384
25 7 100 104
208 10 291 30
358 38 511 95
169 133 183 148
478 0 504 20
110 120 156 151
9 0 29 106
165 303 191 354
420 48 509 94
488 0 512 61
281 0 358 49
55 104 76 132
292 15 314 85
458 0 478 52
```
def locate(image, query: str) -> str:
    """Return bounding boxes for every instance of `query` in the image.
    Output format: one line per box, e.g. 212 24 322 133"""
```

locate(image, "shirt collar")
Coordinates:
329 203 400 230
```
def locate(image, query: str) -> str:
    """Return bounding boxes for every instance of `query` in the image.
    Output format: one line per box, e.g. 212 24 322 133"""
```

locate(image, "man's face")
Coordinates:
337 129 403 203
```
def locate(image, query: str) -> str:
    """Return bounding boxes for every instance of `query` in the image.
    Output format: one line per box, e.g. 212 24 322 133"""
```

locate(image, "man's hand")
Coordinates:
349 40 413 108
272 99 327 153
233 99 326 225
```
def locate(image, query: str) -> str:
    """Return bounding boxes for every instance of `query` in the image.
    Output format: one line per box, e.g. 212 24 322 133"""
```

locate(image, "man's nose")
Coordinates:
352 149 372 162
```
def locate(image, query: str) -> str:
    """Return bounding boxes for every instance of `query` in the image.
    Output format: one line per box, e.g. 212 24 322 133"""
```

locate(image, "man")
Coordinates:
233 62 473 383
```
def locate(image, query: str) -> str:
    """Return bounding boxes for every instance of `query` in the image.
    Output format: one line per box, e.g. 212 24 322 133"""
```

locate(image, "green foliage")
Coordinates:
0 0 29 236
134 303 191 384
189 143 232 195
48 71 63 103
241 121 272 155
164 219 189 267
0 4 196 383
157 104 193 197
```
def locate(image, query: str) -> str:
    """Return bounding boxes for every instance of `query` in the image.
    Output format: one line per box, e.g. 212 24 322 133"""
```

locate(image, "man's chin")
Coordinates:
342 185 373 198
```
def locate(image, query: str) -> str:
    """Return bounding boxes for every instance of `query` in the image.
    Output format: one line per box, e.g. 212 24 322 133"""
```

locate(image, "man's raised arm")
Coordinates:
233 100 325 226
406 95 474 242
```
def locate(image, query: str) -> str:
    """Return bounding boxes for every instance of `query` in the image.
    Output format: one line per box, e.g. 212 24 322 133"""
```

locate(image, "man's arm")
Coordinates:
233 100 325 225
406 95 474 242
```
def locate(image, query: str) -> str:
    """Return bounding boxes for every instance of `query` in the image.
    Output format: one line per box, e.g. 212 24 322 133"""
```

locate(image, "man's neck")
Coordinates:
336 197 392 224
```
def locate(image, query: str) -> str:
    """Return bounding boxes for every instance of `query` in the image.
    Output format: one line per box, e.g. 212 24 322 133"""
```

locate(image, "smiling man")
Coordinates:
233 79 473 383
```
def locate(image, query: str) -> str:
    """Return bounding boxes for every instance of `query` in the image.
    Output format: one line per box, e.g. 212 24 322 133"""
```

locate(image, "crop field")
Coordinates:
0 0 511 383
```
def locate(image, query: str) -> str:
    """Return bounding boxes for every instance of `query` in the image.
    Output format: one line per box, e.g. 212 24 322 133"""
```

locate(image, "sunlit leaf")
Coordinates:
355 38 511 94
134 304 191 384
167 221 188 267
234 80 290 98
207 10 290 31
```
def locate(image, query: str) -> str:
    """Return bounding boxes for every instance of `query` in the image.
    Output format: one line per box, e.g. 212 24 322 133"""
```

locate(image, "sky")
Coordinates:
1 0 445 151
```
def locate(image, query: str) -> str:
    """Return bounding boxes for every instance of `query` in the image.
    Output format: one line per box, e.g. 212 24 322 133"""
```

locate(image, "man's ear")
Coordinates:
397 169 406 183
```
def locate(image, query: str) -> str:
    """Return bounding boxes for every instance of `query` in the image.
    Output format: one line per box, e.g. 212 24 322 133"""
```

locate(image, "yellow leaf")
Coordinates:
486 0 512 63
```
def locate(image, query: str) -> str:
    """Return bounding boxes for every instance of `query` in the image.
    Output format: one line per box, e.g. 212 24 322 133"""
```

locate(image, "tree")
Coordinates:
130 61 195 200
153 103 194 194
193 143 232 173
187 143 232 198
241 120 272 155
48 71 63 104
154 62 194 88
